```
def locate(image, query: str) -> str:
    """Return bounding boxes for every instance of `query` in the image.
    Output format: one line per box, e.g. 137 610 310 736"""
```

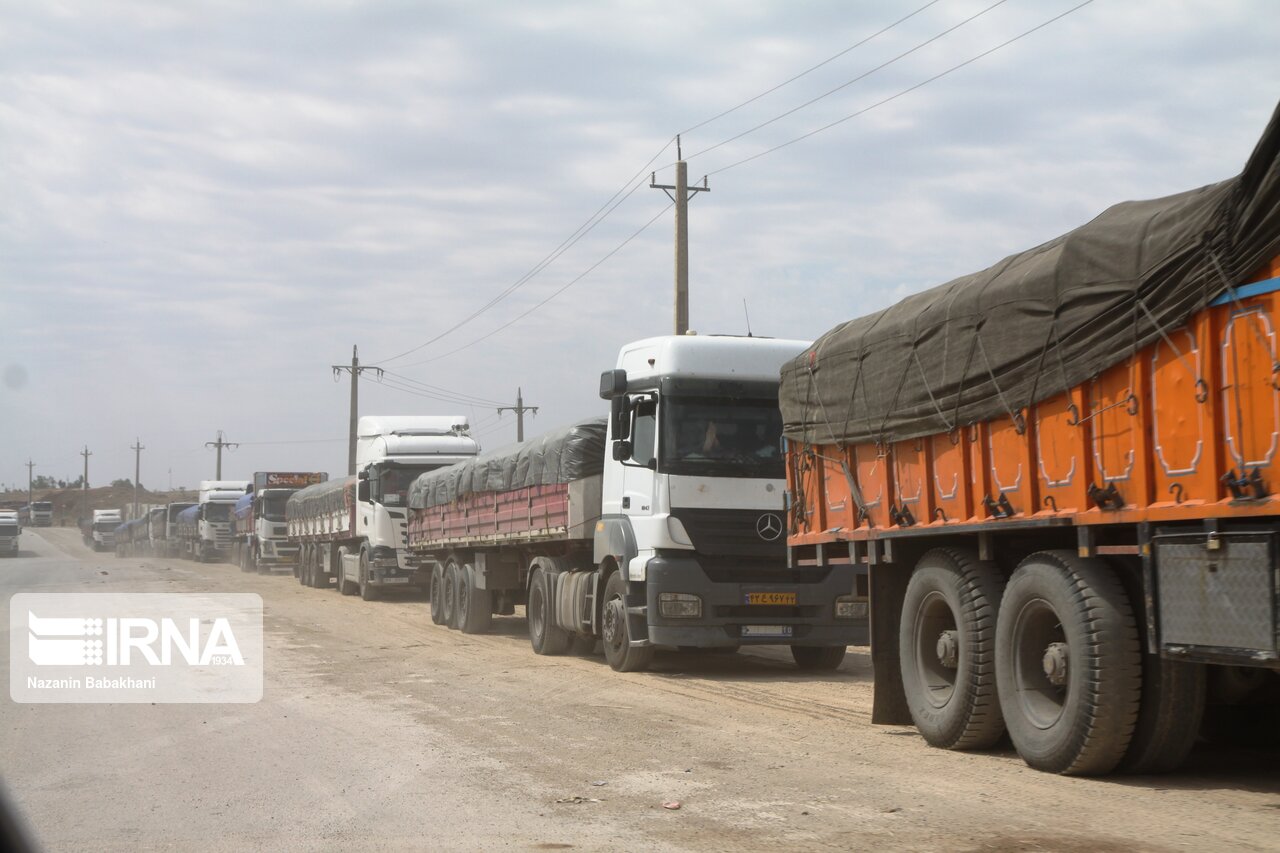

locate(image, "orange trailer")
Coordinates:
782 106 1280 776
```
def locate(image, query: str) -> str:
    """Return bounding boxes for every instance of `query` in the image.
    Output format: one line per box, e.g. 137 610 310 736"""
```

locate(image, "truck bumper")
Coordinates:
641 555 867 648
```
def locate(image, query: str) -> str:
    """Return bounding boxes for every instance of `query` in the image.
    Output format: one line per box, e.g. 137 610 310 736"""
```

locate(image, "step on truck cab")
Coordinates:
407 335 866 673
286 416 480 597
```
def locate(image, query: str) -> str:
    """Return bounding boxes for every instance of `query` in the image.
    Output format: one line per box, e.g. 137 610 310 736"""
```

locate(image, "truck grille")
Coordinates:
670 508 786 559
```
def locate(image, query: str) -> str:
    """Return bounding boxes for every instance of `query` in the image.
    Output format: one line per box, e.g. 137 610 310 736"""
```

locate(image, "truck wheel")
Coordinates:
442 560 461 627
240 544 254 573
457 564 493 635
337 547 356 595
791 646 847 671
359 550 379 601
256 548 271 576
1119 658 1206 774
528 563 570 655
995 551 1141 775
298 546 311 585
601 571 653 672
899 548 1006 750
429 564 446 624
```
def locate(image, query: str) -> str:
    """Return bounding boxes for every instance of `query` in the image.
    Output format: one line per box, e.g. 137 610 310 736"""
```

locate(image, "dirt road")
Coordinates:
2 528 1277 851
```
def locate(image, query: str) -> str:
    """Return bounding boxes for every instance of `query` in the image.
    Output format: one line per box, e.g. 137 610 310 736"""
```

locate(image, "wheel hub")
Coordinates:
1042 641 1069 686
603 599 625 648
935 630 959 669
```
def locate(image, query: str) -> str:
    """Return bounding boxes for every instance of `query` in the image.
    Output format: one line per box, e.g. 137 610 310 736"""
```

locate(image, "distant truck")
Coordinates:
153 502 195 557
86 509 122 552
231 472 328 573
0 511 20 556
405 335 866 673
286 416 479 597
182 480 250 562
29 501 52 527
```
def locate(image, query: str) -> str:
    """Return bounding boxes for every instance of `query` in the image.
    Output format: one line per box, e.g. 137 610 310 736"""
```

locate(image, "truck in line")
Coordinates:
178 480 250 562
406 335 866 672
152 501 195 557
84 509 122 552
781 105 1280 775
24 502 53 527
231 472 328 573
286 416 480 597
0 510 20 556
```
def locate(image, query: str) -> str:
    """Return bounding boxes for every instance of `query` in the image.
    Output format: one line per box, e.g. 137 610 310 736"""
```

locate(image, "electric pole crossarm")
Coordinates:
205 431 239 480
496 387 539 443
332 345 383 475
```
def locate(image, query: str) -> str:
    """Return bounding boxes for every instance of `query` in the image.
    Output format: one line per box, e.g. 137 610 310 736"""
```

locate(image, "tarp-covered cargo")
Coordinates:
780 102 1280 447
409 419 606 510
286 477 355 522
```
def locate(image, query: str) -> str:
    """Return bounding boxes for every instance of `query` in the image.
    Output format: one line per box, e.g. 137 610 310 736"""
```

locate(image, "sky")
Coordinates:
2 0 1279 491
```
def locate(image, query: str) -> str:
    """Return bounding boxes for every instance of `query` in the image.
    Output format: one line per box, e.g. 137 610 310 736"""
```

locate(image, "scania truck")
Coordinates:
87 509 122 552
188 480 250 562
406 335 866 672
286 417 480 597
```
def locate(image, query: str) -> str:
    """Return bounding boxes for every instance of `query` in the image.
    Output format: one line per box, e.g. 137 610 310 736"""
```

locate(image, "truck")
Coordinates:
185 480 250 562
231 472 329 574
86 509 122 552
0 511 20 556
286 416 480 597
23 501 52 527
781 104 1280 775
405 335 866 673
153 501 195 557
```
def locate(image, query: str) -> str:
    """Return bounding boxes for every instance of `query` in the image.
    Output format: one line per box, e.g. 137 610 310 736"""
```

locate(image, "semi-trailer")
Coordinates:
406 335 866 672
231 472 328 573
155 501 195 557
781 104 1280 775
285 416 479 597
182 480 250 562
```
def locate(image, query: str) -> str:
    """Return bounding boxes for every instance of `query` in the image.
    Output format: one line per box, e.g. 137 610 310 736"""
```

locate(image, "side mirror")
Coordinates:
599 369 627 400
357 469 369 481
357 481 370 502
612 440 633 461
610 396 631 441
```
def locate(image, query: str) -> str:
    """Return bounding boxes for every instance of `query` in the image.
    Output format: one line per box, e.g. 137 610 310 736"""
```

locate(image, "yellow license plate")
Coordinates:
746 592 796 606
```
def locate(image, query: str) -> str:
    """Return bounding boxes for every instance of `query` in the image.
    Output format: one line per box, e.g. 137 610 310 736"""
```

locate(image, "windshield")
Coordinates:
93 521 118 532
661 396 784 479
0 523 17 536
32 502 51 511
203 503 232 522
374 464 445 507
261 494 290 521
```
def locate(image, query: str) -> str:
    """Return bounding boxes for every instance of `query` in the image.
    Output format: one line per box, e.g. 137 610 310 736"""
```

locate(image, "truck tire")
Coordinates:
429 564 447 624
298 545 311 586
337 547 357 595
995 551 1141 775
457 564 493 635
441 560 461 627
308 547 324 588
257 547 271 576
359 550 379 601
528 562 570 655
791 645 847 671
1119 658 1206 774
898 548 1006 750
240 543 254 573
601 570 653 672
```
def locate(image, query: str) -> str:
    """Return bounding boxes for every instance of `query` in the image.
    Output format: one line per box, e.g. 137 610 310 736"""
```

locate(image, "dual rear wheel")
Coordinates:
899 548 1202 775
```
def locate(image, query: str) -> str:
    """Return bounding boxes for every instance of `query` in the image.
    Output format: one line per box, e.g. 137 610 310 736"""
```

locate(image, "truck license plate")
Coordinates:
745 592 796 606
381 577 410 584
741 625 793 638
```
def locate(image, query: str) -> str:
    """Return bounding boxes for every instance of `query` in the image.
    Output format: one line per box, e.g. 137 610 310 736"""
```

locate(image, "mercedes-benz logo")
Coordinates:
756 513 783 541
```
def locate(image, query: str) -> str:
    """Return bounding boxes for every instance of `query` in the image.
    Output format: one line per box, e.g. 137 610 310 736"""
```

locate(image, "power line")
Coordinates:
370 137 677 367
377 370 506 407
678 0 945 137
706 0 1096 178
686 0 1011 163
404 200 675 366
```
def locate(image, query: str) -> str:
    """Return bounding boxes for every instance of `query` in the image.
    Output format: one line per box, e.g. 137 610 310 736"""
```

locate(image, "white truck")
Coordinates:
406 335 867 672
86 509 123 552
28 501 53 527
232 472 328 573
286 416 480 598
155 501 195 557
189 480 250 562
0 511 20 556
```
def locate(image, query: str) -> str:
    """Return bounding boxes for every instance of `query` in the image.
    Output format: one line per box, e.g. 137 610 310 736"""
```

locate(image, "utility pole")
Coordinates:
332 345 383 475
497 387 539 443
80 445 92 521
130 438 145 517
25 459 35 507
651 134 709 335
205 430 238 479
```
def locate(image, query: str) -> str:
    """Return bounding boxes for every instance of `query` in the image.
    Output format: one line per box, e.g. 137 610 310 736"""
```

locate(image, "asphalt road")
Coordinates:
2 528 1277 852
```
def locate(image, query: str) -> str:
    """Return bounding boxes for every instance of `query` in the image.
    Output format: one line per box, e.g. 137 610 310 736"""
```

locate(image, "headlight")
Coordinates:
659 592 702 618
835 596 867 619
